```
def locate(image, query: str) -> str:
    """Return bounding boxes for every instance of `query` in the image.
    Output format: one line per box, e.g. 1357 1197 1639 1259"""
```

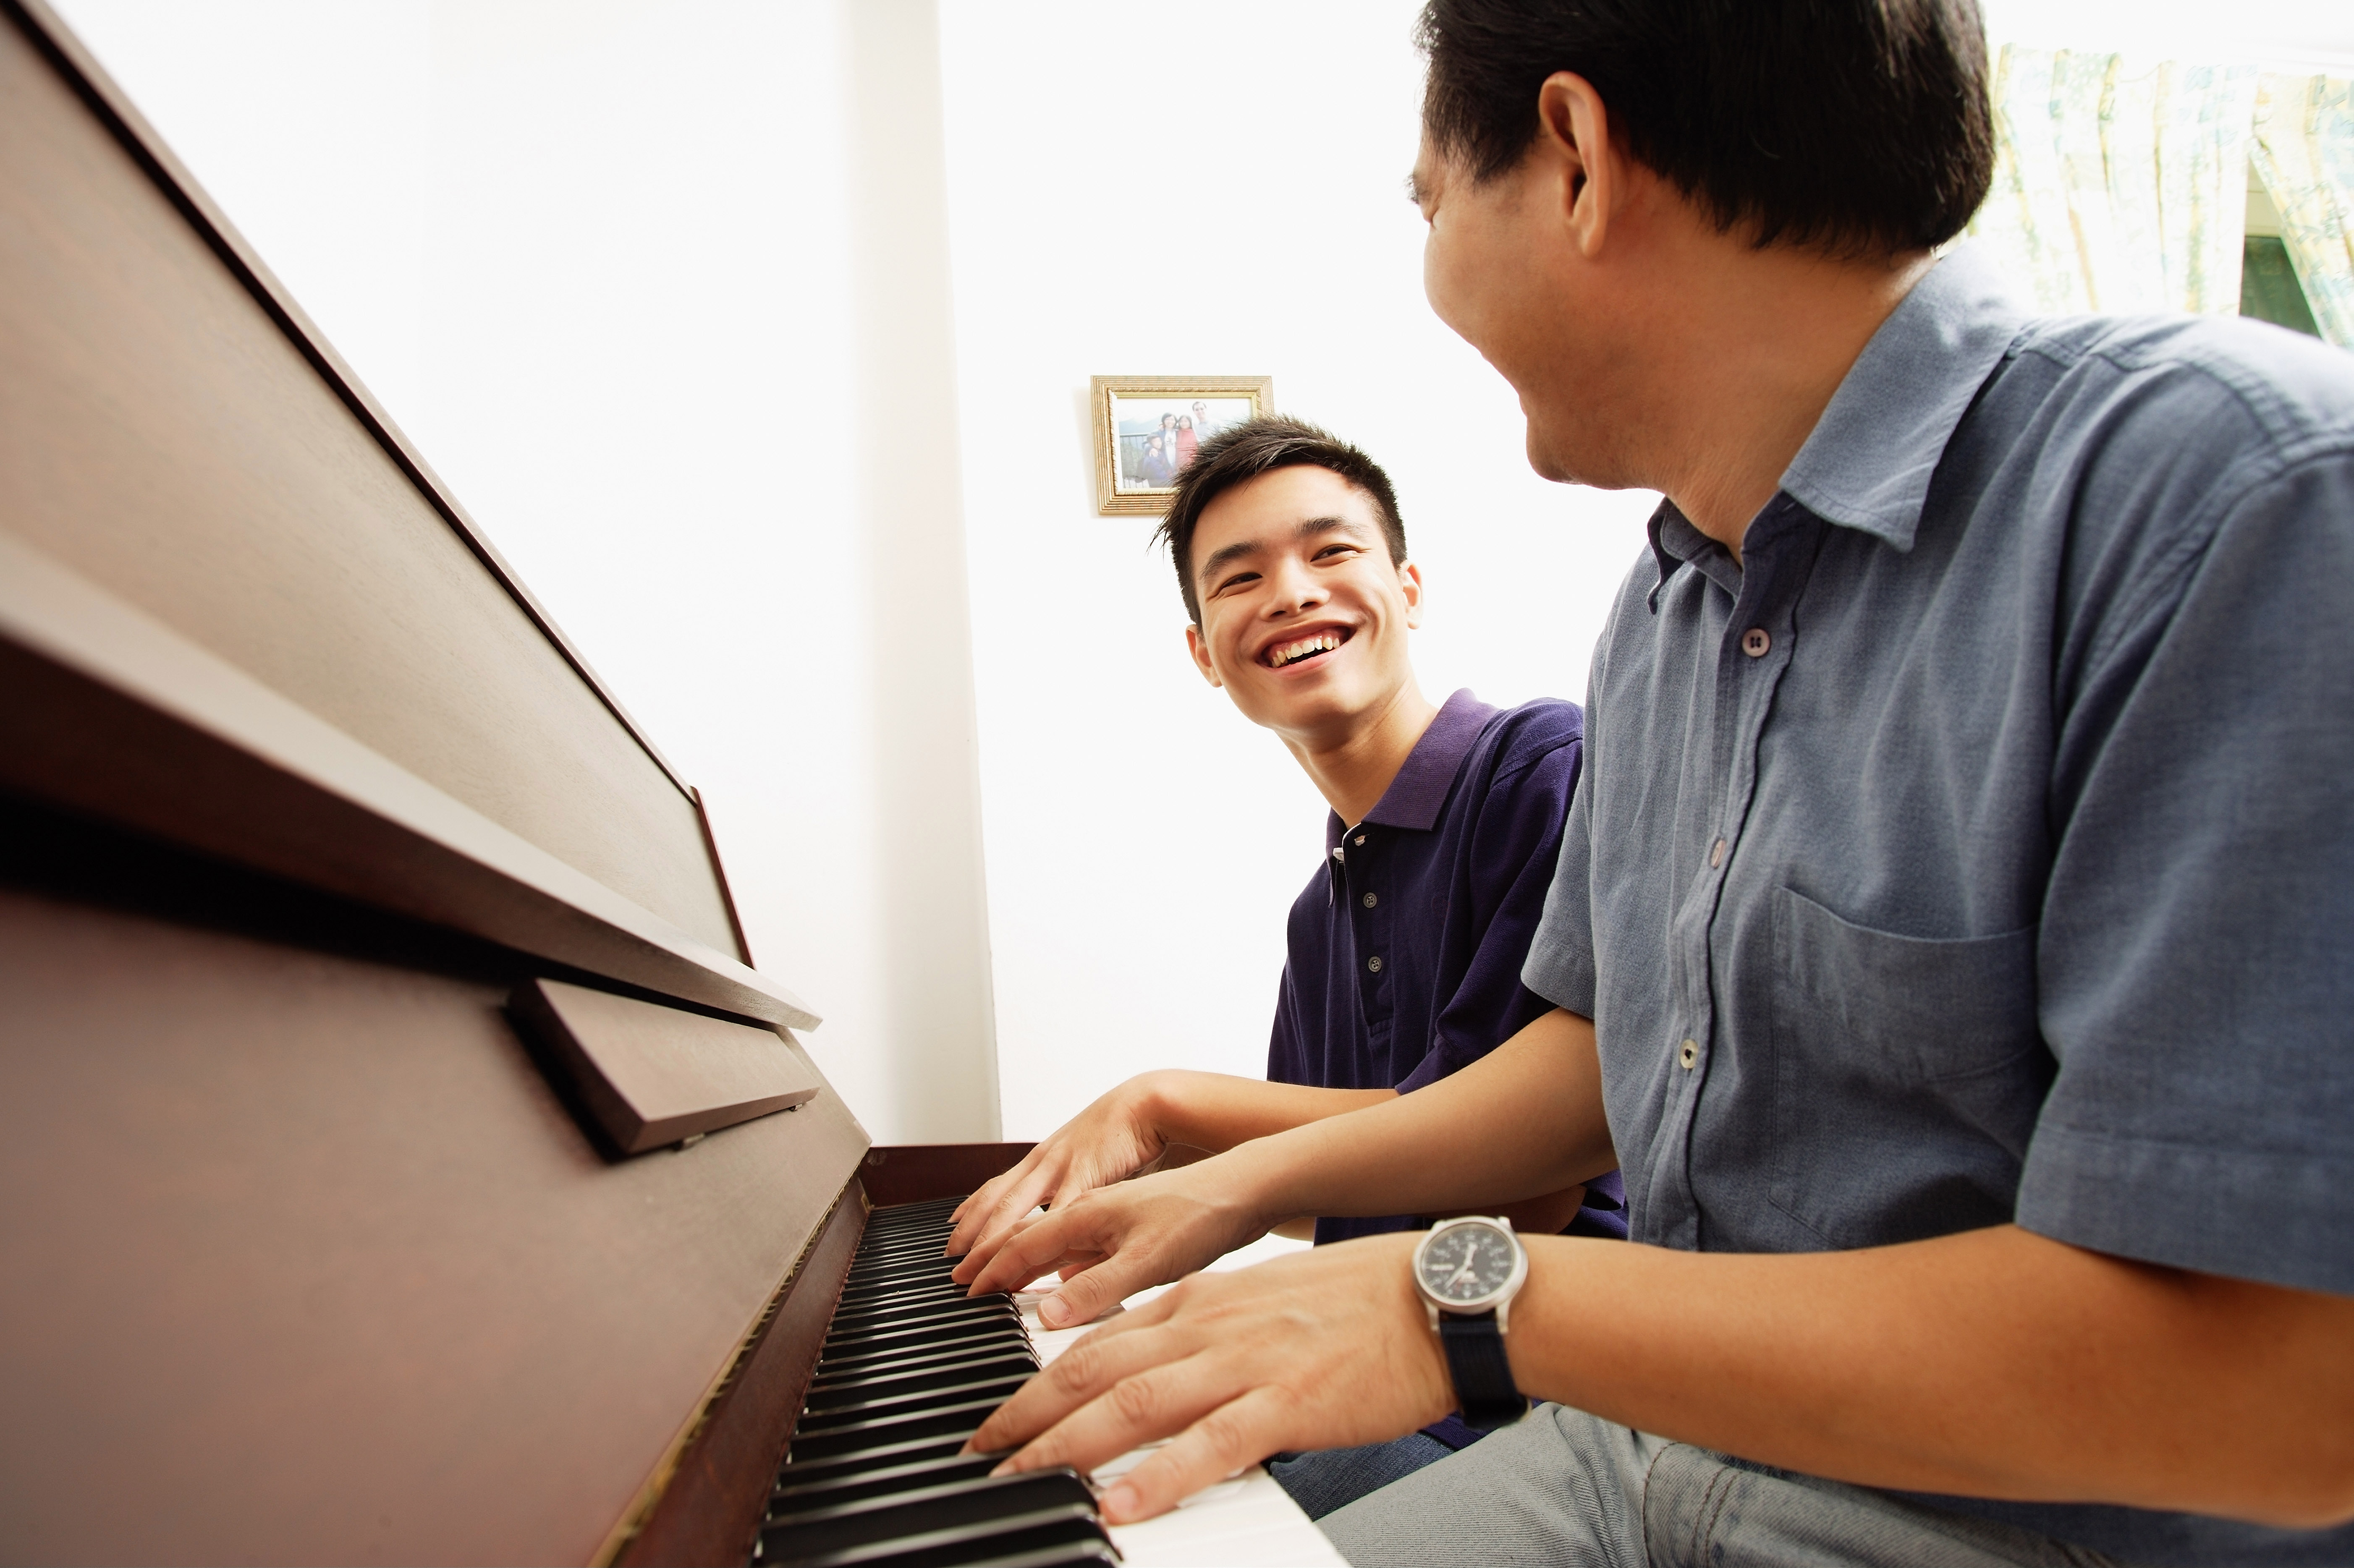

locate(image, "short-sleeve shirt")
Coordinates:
1523 244 2354 1566
1270 689 1626 1249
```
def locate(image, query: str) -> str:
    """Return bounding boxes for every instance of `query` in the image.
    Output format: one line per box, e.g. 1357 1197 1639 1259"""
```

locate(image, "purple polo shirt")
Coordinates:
1267 688 1629 1250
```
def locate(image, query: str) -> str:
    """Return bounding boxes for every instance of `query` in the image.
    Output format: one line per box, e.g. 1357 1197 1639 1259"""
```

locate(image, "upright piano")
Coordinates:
0 5 1340 1563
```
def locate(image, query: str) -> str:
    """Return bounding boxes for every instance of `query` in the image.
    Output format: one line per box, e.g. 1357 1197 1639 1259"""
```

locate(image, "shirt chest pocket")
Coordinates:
1766 886 2051 1247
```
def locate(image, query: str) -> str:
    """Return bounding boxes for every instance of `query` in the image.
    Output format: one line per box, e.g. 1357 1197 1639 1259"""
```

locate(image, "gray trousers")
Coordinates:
1319 1403 2128 1568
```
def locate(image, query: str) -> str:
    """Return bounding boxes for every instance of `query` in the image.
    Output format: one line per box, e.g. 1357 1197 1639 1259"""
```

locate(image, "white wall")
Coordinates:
45 0 2354 1147
934 2 1660 1139
51 0 1002 1141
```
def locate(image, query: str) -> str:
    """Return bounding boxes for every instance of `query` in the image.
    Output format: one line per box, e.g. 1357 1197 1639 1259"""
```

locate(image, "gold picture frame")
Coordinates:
1092 375 1274 515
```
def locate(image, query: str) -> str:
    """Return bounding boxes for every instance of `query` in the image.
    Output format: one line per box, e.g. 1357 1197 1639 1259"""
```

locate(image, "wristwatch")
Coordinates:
1411 1215 1530 1430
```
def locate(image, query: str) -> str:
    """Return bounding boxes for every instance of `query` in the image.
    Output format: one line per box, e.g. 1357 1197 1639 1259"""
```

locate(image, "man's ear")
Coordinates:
1398 560 1426 630
1536 71 1614 259
1184 622 1223 688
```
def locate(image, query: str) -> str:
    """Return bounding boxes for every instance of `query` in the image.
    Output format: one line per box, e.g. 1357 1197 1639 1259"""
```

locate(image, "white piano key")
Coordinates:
1010 1233 1342 1566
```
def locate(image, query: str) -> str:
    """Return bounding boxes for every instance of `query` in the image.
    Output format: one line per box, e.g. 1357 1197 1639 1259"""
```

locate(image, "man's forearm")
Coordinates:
1142 1071 1392 1156
1220 1008 1614 1228
1509 1223 2354 1529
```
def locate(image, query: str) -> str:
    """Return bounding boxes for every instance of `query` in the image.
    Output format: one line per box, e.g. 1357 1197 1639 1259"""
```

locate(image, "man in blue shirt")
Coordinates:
956 1 2354 1562
945 416 1621 1510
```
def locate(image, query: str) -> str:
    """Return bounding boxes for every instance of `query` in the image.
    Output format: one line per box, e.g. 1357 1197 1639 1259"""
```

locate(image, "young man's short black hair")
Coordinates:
1417 0 1993 255
1155 416 1407 625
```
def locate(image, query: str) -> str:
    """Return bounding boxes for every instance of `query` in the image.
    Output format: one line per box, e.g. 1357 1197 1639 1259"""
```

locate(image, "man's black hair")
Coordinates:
1155 416 1406 625
1416 0 1993 255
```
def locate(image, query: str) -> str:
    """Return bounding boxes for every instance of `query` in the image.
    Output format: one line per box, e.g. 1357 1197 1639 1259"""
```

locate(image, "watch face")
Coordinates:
1416 1221 1519 1307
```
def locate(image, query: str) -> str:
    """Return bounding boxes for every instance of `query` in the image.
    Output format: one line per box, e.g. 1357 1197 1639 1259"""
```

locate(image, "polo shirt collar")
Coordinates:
1779 242 2032 552
1324 688 1499 852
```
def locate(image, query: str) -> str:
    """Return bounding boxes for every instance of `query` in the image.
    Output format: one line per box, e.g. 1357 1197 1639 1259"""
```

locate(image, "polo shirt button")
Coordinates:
1679 1039 1698 1069
1741 627 1770 658
1367 956 1383 973
1709 837 1726 868
1354 834 1367 846
1362 892 1378 908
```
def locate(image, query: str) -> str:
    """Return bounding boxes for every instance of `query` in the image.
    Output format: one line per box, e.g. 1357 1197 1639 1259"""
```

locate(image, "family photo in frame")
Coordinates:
1091 376 1273 514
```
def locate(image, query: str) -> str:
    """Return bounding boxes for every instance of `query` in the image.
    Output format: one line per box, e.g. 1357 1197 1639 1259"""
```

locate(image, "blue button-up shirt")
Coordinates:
1525 245 2354 1566
1270 689 1625 1249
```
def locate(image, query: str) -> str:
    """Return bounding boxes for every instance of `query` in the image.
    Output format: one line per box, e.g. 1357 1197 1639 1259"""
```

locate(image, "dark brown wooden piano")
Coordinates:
0 3 1112 1560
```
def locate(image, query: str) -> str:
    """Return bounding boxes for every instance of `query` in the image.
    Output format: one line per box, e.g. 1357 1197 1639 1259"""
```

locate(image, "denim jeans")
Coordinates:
1268 1432 1456 1520
1317 1403 2132 1568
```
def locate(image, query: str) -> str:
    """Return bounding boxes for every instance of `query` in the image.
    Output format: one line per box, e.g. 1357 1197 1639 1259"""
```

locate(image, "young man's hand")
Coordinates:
970 1234 1451 1524
945 1071 1397 1266
946 1074 1173 1264
951 1157 1272 1322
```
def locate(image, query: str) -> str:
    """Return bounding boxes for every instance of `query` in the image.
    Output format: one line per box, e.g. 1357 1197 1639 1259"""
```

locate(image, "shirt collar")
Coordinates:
1325 688 1499 852
1778 242 2032 552
1646 243 2031 608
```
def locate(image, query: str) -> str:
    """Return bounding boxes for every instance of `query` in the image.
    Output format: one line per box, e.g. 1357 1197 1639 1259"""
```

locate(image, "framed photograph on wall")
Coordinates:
1092 375 1274 515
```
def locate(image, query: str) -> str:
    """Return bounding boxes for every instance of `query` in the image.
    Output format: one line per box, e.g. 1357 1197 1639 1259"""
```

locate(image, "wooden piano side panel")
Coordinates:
0 823 867 1568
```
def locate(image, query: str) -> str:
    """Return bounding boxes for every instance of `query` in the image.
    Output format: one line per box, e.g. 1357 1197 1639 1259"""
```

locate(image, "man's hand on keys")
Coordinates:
951 1159 1270 1326
943 1077 1173 1267
968 1234 1454 1523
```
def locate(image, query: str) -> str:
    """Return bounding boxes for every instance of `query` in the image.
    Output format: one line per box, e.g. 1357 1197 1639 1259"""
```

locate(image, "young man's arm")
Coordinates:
953 1008 1613 1311
964 1011 2354 1531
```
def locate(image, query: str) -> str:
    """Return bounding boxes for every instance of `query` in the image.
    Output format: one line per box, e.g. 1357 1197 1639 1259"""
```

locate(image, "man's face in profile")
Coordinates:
1183 465 1422 745
1412 134 1629 491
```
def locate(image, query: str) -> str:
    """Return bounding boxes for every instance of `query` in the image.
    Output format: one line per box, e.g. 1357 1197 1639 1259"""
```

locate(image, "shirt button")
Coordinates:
1367 956 1383 974
1331 846 1345 863
1741 627 1770 658
1708 837 1726 868
1354 834 1367 846
1678 1039 1698 1069
1362 891 1378 908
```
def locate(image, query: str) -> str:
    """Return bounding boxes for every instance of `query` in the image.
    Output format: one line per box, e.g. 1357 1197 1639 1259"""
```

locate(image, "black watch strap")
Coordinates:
1437 1313 1527 1430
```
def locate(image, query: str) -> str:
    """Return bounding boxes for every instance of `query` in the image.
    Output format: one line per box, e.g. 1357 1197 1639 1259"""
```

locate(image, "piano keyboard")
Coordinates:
753 1198 1343 1568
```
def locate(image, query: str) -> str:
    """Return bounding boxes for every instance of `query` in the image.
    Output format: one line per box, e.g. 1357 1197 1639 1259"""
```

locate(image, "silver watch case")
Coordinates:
1411 1214 1529 1333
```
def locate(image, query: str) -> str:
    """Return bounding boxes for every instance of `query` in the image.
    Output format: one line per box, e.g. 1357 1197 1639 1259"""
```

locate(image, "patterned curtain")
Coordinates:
2251 75 2354 347
1968 46 2259 316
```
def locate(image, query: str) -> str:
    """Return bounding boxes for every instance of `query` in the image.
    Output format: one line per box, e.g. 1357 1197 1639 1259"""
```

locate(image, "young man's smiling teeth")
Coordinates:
1267 629 1350 669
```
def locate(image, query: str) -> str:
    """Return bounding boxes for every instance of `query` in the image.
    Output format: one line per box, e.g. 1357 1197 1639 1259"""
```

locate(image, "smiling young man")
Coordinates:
951 1 2354 1563
946 415 1622 1516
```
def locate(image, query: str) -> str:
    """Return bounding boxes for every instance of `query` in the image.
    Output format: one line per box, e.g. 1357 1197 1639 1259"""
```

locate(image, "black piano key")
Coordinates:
842 1266 962 1295
812 1345 1033 1393
856 1223 961 1252
867 1194 964 1218
766 1468 1094 1555
866 1196 964 1223
818 1322 1029 1376
850 1231 960 1260
806 1355 1037 1412
826 1300 1020 1345
833 1283 1007 1317
835 1279 974 1309
820 1325 1032 1378
797 1375 1032 1436
786 1510 1108 1568
838 1281 974 1318
761 1497 1105 1568
788 1393 1010 1463
843 1255 963 1287
770 1451 1006 1516
939 1546 1119 1568
817 1342 1031 1392
777 1432 982 1487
